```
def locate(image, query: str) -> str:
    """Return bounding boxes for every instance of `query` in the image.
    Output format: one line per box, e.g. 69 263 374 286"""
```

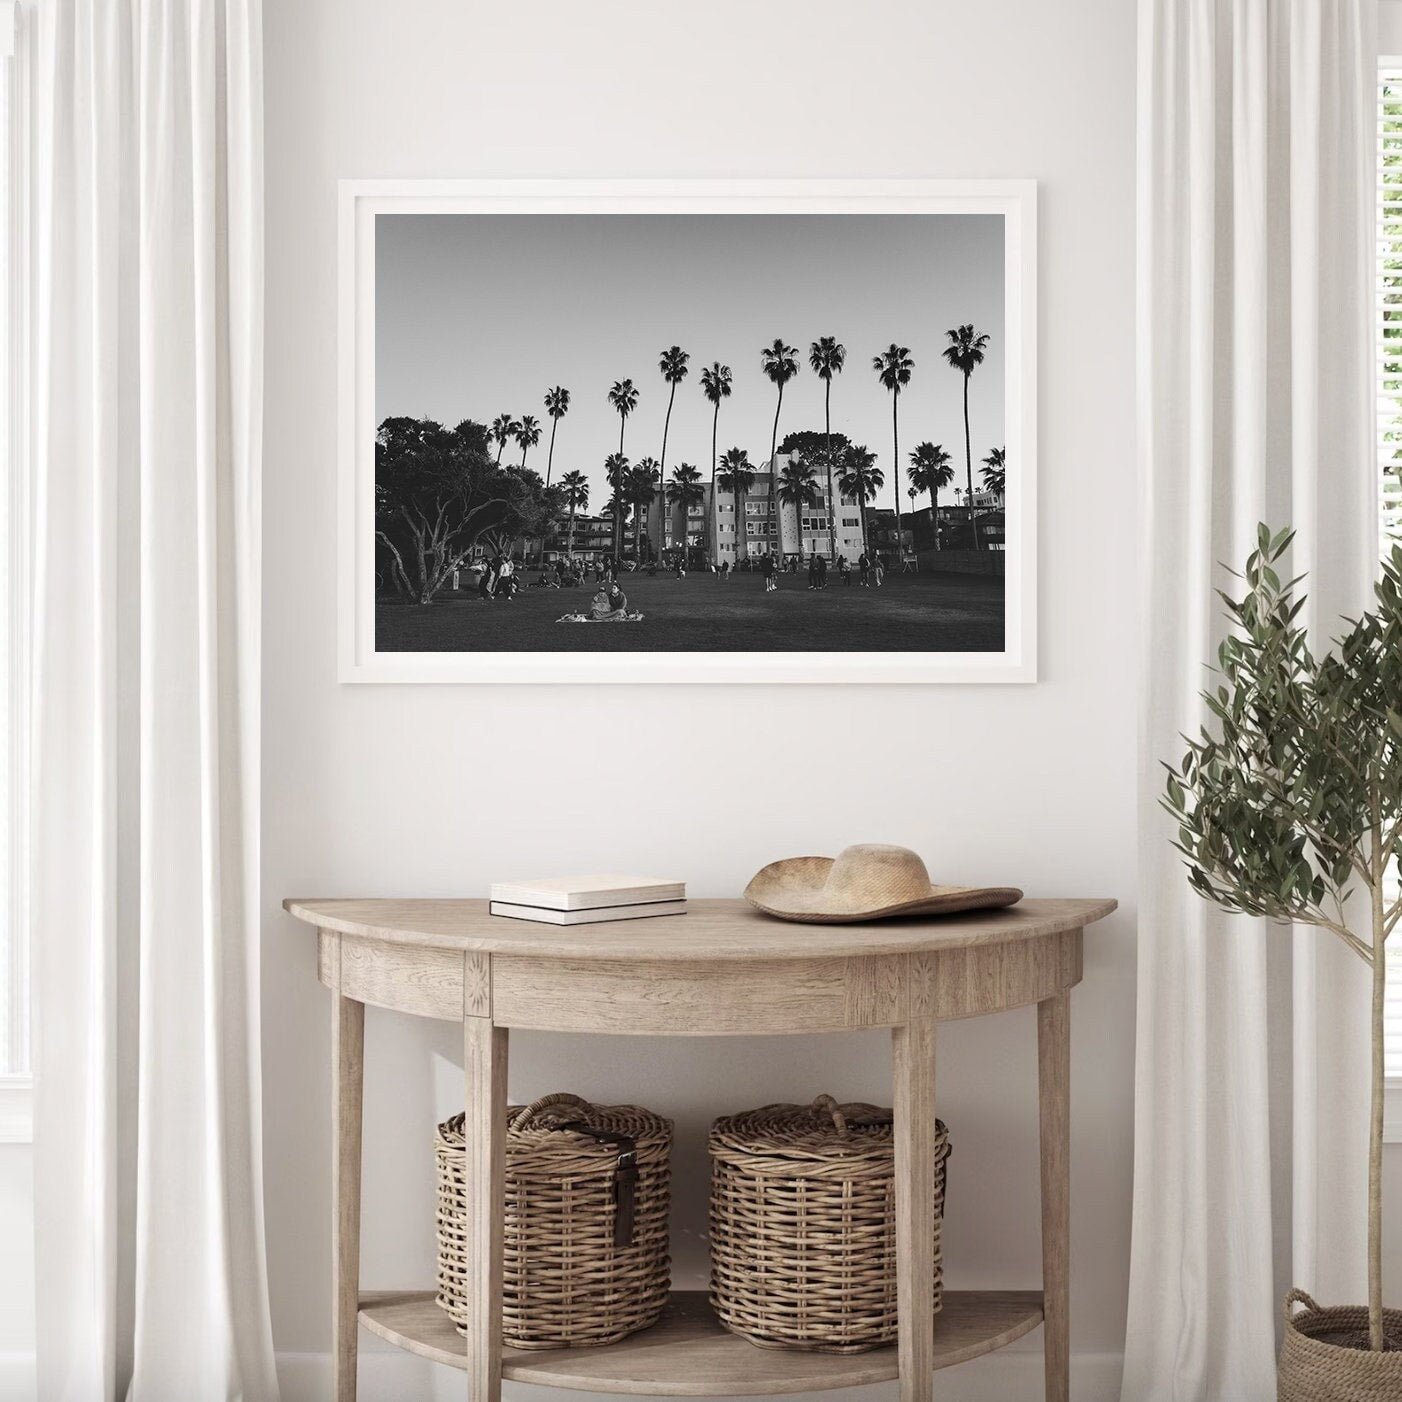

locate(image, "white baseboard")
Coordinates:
276 1347 1125 1402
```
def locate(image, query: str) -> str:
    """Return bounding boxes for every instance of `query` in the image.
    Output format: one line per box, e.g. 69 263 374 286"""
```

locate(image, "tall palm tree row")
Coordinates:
629 459 661 559
657 346 690 559
604 451 630 560
837 444 883 552
760 339 800 559
606 380 639 555
777 454 823 556
490 413 518 465
808 337 846 561
872 344 914 564
717 448 756 562
667 463 705 561
559 469 589 560
943 324 990 550
909 442 954 551
699 362 732 565
981 446 1006 499
542 386 570 487
480 324 993 567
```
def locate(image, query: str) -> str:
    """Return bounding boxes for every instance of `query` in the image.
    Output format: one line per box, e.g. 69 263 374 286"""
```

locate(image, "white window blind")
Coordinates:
1378 63 1402 1082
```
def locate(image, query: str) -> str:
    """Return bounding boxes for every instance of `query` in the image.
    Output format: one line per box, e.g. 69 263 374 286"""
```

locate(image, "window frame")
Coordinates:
1378 57 1402 1142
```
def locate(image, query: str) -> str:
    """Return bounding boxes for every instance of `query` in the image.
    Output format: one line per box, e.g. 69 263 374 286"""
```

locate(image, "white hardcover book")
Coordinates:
489 899 689 926
488 874 686 911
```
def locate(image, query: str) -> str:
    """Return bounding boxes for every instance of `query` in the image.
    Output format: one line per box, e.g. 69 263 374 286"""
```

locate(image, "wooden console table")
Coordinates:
285 895 1116 1402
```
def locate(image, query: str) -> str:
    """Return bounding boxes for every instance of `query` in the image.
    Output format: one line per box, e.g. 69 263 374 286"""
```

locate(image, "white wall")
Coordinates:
262 2 1138 1398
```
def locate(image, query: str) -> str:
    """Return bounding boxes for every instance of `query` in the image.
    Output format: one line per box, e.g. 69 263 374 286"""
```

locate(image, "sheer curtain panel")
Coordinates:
28 1 277 1398
1127 1 1378 1398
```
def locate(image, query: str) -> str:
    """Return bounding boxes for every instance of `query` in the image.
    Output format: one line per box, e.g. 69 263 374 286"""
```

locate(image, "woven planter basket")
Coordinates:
709 1094 951 1354
1278 1289 1402 1401
436 1092 672 1350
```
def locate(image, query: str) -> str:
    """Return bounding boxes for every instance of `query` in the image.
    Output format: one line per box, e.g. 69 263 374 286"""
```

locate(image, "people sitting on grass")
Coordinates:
557 581 642 624
592 582 629 618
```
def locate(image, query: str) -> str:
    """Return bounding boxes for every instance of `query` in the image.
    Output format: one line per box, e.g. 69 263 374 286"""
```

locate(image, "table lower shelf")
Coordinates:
359 1288 1045 1397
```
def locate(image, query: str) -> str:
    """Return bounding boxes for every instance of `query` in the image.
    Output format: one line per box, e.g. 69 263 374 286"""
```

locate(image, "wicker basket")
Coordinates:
436 1092 672 1350
1278 1290 1402 1401
709 1094 951 1354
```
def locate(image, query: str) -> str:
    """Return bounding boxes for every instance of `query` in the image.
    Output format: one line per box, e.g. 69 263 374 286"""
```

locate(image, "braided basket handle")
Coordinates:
810 1094 849 1136
1284 1289 1321 1325
810 1094 895 1137
513 1092 598 1132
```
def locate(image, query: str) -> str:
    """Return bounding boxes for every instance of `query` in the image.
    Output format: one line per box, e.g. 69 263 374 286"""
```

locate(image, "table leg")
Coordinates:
464 1017 509 1402
332 990 365 1402
1038 990 1071 1402
893 1017 937 1402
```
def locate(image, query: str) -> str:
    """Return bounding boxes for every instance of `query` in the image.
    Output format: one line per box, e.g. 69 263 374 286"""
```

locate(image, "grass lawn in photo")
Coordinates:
375 568 1004 654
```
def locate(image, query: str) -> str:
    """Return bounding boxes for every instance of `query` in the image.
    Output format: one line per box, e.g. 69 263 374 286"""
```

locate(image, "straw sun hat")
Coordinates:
744 844 1022 924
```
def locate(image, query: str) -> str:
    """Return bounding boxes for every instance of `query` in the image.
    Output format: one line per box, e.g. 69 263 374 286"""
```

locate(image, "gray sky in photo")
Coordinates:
376 213 1005 517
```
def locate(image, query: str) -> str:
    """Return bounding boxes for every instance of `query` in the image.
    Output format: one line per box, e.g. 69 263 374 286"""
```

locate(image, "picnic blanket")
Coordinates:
556 610 645 624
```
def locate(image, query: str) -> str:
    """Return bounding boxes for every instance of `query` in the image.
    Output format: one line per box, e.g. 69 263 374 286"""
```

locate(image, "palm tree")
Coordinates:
909 442 954 551
608 378 639 457
699 363 732 565
872 344 915 565
543 387 570 487
837 444 884 554
809 337 846 560
943 324 991 550
777 455 822 557
490 414 519 465
509 415 544 561
760 339 800 559
559 469 588 561
666 463 705 565
717 448 756 562
981 446 1006 499
604 452 630 559
657 347 690 557
630 458 661 560
516 415 542 468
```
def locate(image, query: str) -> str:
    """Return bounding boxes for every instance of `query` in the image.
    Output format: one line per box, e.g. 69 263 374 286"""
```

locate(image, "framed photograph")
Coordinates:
340 179 1036 683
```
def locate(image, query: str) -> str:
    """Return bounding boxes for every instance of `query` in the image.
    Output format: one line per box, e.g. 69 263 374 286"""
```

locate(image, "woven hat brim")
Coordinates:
744 856 1023 924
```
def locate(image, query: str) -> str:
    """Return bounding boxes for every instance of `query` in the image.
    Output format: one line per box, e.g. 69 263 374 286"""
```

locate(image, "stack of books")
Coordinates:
489 875 687 926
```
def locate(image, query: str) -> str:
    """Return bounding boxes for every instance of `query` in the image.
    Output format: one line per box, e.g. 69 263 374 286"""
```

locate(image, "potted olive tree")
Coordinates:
1163 527 1402 1398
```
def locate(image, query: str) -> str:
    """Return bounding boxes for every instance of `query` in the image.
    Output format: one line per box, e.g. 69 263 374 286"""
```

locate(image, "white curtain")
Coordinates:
1128 1 1378 1398
29 2 277 1399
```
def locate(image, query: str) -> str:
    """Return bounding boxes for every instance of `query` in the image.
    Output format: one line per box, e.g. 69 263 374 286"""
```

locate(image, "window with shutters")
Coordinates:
1378 61 1402 1135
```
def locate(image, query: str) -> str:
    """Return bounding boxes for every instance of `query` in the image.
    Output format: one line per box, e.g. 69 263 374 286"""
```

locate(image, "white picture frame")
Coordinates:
340 178 1037 684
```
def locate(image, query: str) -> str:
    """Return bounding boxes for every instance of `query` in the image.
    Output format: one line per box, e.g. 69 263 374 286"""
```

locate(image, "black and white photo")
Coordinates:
341 181 1036 682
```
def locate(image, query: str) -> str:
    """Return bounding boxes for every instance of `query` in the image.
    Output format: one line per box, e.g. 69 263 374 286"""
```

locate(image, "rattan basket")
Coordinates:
1278 1289 1402 1400
709 1094 951 1354
436 1092 672 1349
